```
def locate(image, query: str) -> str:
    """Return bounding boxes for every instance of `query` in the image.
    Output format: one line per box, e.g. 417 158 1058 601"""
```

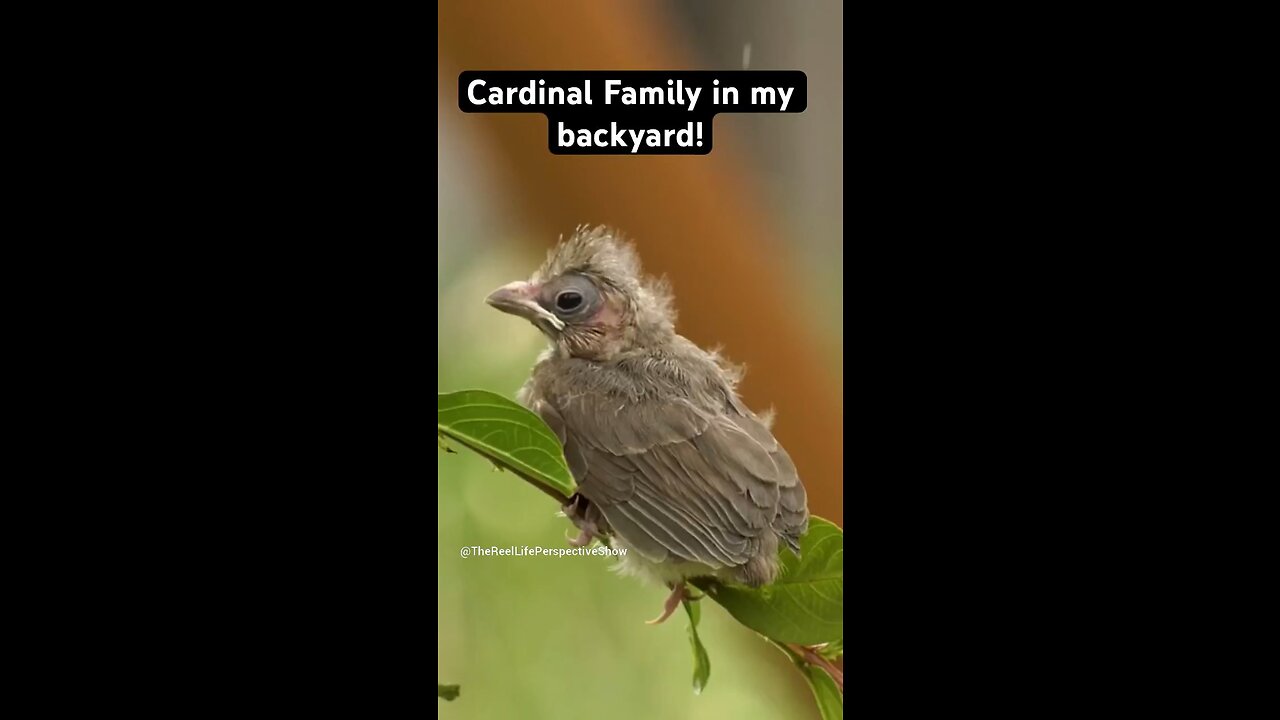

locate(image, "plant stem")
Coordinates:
787 643 844 694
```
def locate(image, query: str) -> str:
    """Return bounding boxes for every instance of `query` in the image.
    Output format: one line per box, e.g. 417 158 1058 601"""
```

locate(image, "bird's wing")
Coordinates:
541 392 806 567
727 396 809 553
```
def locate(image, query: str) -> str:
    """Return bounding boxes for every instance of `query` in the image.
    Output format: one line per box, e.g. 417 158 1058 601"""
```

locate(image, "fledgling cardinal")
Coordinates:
485 225 809 624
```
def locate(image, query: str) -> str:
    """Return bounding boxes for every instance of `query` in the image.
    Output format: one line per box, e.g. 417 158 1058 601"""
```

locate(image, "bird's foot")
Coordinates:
646 583 688 625
562 496 601 548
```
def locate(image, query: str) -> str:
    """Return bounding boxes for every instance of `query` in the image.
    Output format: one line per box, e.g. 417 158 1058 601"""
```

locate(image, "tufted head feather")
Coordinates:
534 225 641 287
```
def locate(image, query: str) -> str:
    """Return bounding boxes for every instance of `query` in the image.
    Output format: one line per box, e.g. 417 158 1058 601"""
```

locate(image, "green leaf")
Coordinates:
694 517 843 645
438 390 576 502
683 597 711 694
798 663 842 720
437 683 460 701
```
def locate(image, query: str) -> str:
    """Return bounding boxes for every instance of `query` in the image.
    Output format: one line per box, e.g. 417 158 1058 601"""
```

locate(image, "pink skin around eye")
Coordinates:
588 296 625 328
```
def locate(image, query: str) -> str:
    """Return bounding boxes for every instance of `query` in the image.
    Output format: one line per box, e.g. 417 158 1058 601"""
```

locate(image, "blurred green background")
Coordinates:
438 2 842 718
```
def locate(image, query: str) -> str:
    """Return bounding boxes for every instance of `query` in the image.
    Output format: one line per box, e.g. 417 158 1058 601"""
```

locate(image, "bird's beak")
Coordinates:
485 281 565 330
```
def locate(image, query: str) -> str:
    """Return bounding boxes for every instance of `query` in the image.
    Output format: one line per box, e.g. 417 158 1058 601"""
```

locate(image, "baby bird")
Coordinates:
485 226 809 623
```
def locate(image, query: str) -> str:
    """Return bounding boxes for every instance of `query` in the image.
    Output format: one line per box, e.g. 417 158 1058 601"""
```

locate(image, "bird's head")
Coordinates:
485 225 675 360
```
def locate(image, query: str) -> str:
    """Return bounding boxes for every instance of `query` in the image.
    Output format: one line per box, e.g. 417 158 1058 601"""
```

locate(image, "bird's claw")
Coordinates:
645 583 688 625
567 528 594 547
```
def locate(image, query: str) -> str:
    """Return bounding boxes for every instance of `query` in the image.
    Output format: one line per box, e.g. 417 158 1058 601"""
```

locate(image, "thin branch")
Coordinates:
787 643 844 694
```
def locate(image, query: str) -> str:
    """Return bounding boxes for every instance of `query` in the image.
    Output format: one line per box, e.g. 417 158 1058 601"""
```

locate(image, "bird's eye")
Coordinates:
556 291 583 312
